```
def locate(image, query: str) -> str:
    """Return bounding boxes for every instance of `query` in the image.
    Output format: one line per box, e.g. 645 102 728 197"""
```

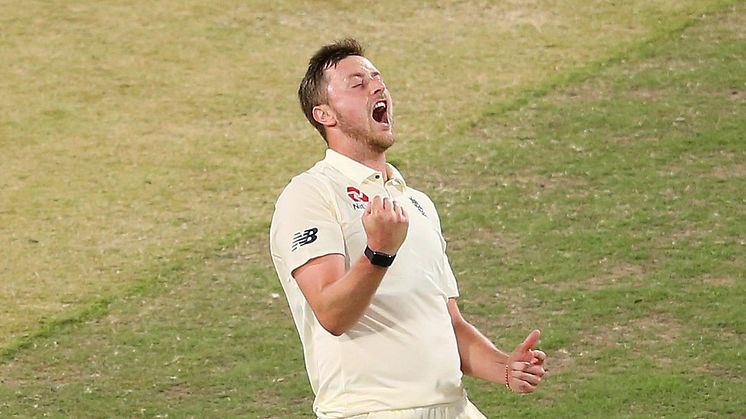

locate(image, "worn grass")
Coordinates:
0 0 729 347
1 0 744 417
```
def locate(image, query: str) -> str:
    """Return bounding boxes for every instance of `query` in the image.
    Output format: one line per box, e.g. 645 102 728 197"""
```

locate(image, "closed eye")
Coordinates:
349 74 364 88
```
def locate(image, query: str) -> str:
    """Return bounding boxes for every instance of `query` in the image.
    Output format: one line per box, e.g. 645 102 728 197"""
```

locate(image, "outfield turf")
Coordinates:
1 1 744 417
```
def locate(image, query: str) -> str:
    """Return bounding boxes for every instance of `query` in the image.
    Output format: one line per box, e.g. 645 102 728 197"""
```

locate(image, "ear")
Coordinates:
312 104 337 128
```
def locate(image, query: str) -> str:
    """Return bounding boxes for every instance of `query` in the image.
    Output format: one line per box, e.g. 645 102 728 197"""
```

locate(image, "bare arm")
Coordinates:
292 196 408 336
448 298 547 392
292 253 387 335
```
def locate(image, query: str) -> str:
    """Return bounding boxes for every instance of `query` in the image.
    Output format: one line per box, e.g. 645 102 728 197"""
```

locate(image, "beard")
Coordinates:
336 114 395 153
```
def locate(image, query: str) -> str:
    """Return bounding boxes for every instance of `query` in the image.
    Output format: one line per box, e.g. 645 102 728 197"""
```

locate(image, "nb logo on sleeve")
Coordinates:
291 227 319 251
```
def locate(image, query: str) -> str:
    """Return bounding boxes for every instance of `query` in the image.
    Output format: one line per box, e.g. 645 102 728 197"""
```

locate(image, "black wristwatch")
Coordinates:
364 246 396 267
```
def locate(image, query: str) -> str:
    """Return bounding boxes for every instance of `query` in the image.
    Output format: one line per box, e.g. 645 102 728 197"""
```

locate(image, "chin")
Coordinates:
369 135 395 152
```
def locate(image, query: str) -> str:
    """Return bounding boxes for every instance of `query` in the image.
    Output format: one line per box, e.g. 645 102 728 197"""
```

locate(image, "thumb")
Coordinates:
515 329 541 354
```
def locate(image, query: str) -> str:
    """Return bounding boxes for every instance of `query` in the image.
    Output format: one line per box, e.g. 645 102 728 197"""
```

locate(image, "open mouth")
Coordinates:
372 100 389 125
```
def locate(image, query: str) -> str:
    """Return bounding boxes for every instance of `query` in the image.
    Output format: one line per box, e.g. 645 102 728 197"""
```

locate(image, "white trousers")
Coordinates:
341 397 487 419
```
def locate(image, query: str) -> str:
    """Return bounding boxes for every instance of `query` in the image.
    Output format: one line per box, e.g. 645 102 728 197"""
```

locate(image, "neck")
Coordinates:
328 138 388 180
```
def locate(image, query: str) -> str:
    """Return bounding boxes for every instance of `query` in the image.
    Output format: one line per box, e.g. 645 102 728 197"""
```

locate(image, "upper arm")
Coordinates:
270 176 346 278
292 253 346 311
270 176 349 319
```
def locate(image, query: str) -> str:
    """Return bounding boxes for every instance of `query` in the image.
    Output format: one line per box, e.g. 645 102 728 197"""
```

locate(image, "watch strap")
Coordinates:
364 246 396 267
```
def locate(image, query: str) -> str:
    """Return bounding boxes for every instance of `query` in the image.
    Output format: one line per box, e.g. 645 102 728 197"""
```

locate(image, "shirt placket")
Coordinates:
366 172 391 201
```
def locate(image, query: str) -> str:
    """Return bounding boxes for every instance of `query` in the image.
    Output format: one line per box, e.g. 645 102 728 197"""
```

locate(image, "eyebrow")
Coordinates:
346 71 382 85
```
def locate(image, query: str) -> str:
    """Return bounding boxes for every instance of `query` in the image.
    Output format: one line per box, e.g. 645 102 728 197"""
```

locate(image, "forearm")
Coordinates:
313 254 387 335
453 318 509 384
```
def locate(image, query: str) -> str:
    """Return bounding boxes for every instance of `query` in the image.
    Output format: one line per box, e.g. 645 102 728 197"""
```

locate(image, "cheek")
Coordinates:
337 101 368 122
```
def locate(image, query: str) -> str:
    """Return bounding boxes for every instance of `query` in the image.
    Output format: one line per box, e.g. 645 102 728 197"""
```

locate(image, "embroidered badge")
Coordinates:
347 186 369 211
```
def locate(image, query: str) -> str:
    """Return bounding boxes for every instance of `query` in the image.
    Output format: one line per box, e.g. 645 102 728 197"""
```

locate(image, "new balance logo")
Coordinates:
291 227 318 251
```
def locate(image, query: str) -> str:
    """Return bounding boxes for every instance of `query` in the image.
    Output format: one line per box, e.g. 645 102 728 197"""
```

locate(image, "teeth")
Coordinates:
375 101 386 109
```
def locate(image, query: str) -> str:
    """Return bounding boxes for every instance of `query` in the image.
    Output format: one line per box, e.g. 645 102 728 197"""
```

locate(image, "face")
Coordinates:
318 56 394 151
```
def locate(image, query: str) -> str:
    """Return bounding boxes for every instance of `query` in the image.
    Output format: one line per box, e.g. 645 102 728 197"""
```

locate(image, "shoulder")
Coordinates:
405 185 447 232
275 163 335 206
407 186 438 212
407 186 432 202
277 172 322 200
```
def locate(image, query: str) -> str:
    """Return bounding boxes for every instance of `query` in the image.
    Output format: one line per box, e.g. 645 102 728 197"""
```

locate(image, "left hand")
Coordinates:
506 330 547 393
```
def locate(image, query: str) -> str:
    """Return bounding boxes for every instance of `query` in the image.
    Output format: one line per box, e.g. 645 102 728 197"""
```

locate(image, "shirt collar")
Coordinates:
324 149 407 191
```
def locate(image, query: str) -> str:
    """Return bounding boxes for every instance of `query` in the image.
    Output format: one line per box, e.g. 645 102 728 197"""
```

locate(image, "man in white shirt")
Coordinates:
270 38 546 418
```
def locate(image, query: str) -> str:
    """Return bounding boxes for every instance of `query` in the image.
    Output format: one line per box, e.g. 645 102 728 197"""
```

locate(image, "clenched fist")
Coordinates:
362 196 409 255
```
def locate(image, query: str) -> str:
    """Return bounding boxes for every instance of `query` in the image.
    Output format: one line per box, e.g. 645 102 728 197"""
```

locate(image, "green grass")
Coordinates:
1 0 744 417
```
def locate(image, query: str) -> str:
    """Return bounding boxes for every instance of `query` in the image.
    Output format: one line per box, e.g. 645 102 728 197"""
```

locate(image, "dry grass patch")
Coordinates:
701 275 737 287
160 382 193 401
592 262 647 289
542 262 648 293
578 313 682 370
448 228 522 255
502 172 590 196
710 162 746 179
252 386 311 419
546 79 616 104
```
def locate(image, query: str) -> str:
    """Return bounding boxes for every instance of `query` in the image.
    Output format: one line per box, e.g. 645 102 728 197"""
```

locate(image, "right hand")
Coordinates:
362 196 409 255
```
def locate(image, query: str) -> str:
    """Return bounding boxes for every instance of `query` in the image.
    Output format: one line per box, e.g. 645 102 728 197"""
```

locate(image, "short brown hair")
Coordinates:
298 38 365 141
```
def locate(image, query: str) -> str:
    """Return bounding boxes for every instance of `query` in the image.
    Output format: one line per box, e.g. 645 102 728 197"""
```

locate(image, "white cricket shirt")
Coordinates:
269 149 464 418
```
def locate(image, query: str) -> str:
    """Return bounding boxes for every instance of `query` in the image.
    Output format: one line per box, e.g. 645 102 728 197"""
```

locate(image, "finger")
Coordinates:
396 204 407 221
511 379 537 393
511 370 542 386
512 362 544 375
515 329 541 354
392 201 403 217
531 350 546 365
511 371 541 386
511 361 532 372
370 195 382 211
523 364 546 377
382 197 391 211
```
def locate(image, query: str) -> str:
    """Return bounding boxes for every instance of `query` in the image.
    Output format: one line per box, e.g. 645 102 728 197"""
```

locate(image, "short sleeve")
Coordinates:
441 253 459 298
270 175 346 278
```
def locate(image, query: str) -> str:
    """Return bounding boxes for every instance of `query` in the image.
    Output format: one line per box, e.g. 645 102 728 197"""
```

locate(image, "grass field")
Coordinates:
1 0 744 417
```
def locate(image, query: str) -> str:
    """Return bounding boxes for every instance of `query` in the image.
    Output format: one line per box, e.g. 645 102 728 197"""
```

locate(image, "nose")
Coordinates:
370 77 385 96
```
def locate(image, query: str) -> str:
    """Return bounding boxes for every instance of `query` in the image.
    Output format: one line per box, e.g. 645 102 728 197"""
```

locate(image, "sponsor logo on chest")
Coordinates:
346 186 369 211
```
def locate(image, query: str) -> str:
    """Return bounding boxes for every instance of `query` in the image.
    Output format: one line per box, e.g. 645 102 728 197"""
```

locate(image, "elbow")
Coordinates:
316 315 349 337
325 327 345 337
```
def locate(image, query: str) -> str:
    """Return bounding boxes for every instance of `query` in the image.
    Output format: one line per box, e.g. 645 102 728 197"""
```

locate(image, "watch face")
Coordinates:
365 246 395 267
